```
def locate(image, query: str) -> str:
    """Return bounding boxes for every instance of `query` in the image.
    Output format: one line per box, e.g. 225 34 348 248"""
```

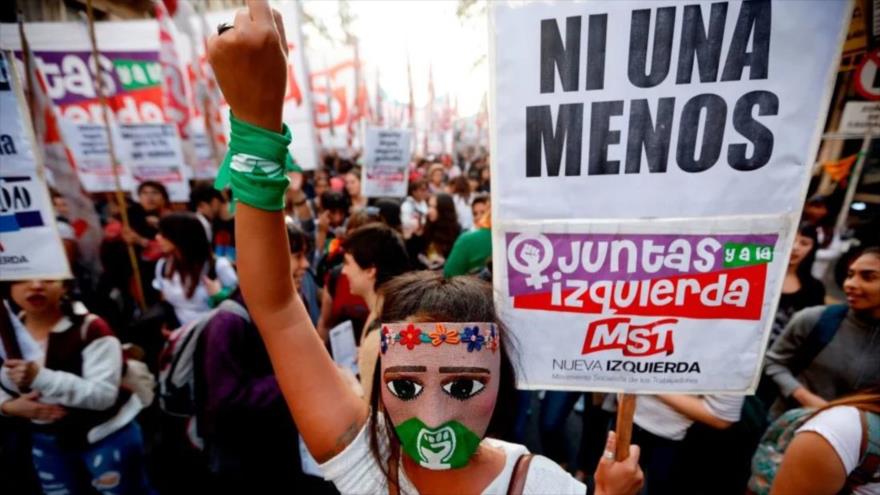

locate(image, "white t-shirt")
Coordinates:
319 419 584 495
452 194 474 231
634 394 744 441
798 406 880 495
153 256 238 325
400 197 428 238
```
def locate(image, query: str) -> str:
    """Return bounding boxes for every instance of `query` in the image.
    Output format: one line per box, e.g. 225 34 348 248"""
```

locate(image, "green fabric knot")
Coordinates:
214 111 301 211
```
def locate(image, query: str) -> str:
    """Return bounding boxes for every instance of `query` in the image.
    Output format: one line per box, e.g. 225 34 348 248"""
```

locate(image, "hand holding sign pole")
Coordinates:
615 394 636 461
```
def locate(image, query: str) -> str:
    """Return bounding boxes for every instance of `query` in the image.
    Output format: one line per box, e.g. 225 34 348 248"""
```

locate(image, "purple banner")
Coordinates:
505 233 778 297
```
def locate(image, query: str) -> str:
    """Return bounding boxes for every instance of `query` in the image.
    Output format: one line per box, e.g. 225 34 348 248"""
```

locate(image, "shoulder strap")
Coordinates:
845 411 880 491
507 454 534 495
216 299 250 323
793 304 848 375
79 313 99 341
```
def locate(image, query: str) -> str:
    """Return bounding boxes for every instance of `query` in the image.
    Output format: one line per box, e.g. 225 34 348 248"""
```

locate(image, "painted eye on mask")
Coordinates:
442 379 486 401
386 379 424 401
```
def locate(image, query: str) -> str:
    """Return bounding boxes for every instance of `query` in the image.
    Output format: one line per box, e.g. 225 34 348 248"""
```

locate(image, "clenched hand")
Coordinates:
206 0 289 133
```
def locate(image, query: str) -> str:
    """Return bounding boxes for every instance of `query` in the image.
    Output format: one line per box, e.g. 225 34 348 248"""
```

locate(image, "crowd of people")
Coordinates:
2 5 879 494
4 145 879 495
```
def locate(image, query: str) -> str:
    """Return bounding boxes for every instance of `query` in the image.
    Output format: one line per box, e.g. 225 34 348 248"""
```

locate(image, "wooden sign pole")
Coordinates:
615 393 637 461
84 0 146 311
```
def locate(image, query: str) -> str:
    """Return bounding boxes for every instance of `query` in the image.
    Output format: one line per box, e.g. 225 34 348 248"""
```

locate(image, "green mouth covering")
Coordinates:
395 418 481 470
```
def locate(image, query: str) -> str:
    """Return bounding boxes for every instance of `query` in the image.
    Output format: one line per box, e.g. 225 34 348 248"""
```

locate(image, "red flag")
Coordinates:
154 0 191 140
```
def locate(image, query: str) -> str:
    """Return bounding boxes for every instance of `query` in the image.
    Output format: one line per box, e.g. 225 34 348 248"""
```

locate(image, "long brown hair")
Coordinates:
809 384 880 419
424 193 461 258
159 212 214 298
367 271 520 489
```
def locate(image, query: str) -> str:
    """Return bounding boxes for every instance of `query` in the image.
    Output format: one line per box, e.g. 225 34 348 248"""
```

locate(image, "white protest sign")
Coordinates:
362 128 412 198
189 119 218 179
329 320 359 375
0 51 71 281
839 101 880 135
116 123 191 202
59 121 135 193
490 0 849 393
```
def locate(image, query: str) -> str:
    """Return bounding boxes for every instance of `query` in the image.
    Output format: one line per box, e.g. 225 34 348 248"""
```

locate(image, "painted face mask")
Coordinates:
379 322 502 471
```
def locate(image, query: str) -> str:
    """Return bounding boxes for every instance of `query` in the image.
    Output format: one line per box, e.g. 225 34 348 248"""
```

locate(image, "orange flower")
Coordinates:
429 324 461 346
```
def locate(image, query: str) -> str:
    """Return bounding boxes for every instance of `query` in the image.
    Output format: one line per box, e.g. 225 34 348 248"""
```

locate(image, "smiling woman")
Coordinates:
765 247 880 414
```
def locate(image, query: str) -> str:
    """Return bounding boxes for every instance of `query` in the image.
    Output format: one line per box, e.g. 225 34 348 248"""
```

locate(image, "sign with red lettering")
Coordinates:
490 0 849 392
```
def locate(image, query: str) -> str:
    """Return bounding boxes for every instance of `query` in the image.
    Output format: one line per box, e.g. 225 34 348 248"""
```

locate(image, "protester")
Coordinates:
444 200 492 278
749 385 880 494
315 210 382 343
408 193 461 270
153 212 238 326
374 199 404 234
205 8 643 491
315 191 350 265
194 286 337 495
400 179 430 239
447 175 474 231
288 222 320 325
630 394 744 493
136 181 171 229
345 167 368 213
427 163 446 193
478 165 491 193
764 247 880 413
312 171 330 211
337 224 411 401
471 193 490 227
802 195 834 248
190 183 228 243
0 280 150 494
285 170 316 236
769 223 826 346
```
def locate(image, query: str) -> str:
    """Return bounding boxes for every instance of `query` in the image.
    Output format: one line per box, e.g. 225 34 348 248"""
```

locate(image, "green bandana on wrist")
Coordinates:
214 112 296 211
395 418 481 470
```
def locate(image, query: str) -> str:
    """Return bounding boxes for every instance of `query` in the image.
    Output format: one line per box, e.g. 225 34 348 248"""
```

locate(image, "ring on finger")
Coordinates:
603 450 615 460
217 22 233 35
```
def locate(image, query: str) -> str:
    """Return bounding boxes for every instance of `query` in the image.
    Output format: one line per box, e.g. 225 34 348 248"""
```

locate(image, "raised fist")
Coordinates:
418 427 455 468
207 0 288 132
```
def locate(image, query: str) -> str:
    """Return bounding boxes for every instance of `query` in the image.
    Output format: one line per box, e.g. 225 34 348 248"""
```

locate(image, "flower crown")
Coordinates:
380 322 499 354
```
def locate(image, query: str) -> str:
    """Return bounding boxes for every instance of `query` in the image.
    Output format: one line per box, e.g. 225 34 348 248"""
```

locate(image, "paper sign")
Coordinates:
329 320 359 375
838 101 880 135
0 51 71 281
490 0 849 393
117 123 191 202
362 128 412 198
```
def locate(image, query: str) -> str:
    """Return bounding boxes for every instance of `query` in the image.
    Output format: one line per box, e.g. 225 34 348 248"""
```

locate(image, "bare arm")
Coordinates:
770 432 846 495
208 0 366 462
655 395 734 430
235 205 366 460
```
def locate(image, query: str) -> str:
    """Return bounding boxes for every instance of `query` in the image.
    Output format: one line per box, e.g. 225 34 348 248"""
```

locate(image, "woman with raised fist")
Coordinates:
206 2 644 493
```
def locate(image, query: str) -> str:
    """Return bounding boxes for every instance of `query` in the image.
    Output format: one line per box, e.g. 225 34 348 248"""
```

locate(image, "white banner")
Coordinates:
490 0 850 392
117 123 191 202
0 51 71 281
60 121 135 193
362 128 412 198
